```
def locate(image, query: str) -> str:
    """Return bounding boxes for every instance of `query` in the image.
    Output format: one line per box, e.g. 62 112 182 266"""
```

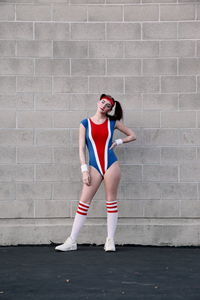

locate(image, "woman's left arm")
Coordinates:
110 120 136 150
115 120 137 143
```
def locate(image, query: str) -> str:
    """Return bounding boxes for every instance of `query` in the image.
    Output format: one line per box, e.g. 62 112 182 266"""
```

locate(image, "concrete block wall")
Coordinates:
0 0 200 246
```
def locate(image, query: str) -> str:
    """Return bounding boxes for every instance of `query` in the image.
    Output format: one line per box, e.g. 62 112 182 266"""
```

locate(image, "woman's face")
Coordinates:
97 98 113 113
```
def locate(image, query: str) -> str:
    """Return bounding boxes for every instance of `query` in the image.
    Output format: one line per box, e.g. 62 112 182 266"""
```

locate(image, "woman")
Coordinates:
55 94 136 252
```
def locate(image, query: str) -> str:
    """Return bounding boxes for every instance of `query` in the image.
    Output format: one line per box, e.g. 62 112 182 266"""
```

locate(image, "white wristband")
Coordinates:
115 139 123 145
81 164 88 173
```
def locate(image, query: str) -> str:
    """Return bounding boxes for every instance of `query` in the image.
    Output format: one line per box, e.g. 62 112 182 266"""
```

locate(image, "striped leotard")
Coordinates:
80 118 118 177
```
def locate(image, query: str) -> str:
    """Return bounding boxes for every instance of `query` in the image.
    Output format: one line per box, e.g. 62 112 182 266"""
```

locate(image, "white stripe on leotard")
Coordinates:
88 118 103 176
104 118 111 172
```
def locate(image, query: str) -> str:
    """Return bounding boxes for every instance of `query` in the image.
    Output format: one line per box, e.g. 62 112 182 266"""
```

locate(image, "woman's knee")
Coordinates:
80 200 91 205
79 190 93 205
106 196 118 202
79 178 102 205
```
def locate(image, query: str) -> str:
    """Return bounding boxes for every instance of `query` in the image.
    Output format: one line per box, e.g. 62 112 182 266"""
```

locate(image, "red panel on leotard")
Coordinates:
90 119 108 174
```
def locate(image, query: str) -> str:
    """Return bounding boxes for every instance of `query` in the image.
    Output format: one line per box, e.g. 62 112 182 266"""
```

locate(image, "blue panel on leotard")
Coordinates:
107 120 118 170
80 118 88 129
81 118 101 174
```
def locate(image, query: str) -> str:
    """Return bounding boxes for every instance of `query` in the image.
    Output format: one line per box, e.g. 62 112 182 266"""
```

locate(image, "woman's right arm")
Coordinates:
79 124 91 186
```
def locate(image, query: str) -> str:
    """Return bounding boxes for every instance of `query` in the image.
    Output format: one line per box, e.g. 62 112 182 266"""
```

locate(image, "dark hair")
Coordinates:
100 94 123 121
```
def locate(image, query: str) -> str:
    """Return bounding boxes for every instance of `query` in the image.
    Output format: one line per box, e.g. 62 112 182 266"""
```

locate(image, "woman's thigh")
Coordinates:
103 161 121 201
79 166 103 204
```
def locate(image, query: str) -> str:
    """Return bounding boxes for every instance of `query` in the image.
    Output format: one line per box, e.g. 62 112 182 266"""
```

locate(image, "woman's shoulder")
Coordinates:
108 118 117 130
112 119 123 129
80 118 88 129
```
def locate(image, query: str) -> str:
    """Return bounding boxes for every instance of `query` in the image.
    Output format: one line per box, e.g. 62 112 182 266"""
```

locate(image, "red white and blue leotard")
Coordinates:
81 118 118 177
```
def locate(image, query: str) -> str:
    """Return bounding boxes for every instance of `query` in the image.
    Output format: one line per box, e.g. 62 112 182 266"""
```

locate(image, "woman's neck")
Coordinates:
92 111 107 121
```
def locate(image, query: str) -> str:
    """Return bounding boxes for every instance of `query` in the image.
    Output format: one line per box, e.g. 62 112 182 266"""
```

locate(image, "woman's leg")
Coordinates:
69 166 103 242
103 162 121 241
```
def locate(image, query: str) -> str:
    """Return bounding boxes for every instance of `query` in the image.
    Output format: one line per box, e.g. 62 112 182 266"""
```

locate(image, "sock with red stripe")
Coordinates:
70 201 90 242
106 201 118 239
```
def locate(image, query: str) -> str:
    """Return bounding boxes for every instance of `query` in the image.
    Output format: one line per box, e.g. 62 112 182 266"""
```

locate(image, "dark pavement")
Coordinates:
0 243 200 300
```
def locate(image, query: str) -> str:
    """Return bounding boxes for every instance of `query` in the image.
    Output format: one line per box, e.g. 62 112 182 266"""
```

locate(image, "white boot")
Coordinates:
55 236 77 251
104 237 116 252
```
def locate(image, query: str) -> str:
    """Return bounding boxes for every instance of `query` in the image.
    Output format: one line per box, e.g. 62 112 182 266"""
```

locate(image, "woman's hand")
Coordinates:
109 142 117 150
82 171 91 186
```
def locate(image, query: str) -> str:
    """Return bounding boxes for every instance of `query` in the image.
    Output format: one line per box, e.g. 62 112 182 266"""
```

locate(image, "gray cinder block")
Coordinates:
1 1 200 246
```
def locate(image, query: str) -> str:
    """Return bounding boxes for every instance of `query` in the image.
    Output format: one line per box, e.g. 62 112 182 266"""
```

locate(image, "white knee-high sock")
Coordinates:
70 201 90 242
106 201 118 239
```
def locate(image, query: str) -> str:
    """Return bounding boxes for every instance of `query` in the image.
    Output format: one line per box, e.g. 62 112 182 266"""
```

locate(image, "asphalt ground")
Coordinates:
0 243 200 300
